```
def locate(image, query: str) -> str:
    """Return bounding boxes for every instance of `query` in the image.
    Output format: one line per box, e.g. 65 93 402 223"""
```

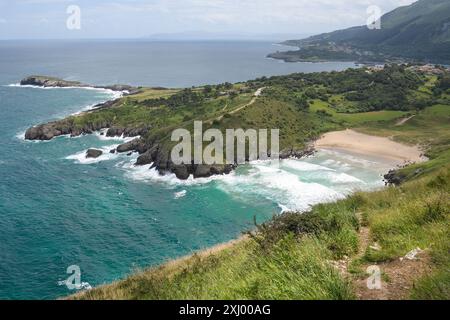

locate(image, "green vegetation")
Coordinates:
70 68 449 299
61 65 446 158
28 64 446 300
73 160 449 300
359 104 450 181
275 0 450 64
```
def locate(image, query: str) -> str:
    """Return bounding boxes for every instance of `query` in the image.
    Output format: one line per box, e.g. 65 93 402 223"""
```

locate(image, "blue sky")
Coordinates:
0 0 417 40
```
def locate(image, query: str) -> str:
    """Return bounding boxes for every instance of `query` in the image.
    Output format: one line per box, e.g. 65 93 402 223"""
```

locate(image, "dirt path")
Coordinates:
353 251 432 300
228 87 265 115
206 87 265 125
395 115 416 126
332 213 432 300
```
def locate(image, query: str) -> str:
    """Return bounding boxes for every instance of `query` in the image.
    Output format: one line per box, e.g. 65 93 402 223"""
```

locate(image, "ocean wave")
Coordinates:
119 155 387 213
94 129 139 142
121 159 345 212
5 83 125 99
121 161 224 187
217 163 345 212
15 131 26 141
66 145 121 164
325 171 364 184
281 159 335 172
174 190 187 199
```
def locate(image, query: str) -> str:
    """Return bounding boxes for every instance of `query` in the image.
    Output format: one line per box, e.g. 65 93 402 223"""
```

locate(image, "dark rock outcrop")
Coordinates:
86 149 103 158
20 76 139 94
279 146 315 159
116 139 142 153
25 119 112 141
384 170 406 186
171 165 190 180
20 76 84 88
106 127 149 138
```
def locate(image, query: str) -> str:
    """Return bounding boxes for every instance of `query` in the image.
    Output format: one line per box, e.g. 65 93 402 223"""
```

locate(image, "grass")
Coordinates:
310 99 407 125
128 88 181 102
37 67 448 300
72 162 449 300
71 93 449 300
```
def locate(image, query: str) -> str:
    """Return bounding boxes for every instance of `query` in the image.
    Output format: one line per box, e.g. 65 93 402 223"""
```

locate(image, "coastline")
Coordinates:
314 129 427 165
67 129 429 299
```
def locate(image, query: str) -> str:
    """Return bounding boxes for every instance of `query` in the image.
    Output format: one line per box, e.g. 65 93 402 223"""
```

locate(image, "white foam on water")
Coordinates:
281 159 336 172
217 163 345 212
15 131 26 141
120 151 391 213
6 83 125 99
121 160 224 187
94 129 140 143
57 280 92 291
324 171 364 184
66 145 121 164
174 190 187 199
15 130 54 143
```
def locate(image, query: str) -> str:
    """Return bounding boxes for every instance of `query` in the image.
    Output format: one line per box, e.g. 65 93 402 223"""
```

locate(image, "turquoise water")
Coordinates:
0 40 388 300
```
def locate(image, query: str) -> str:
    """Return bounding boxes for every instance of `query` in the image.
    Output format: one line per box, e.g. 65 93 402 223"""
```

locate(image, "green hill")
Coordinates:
271 0 450 63
23 65 450 300
72 103 450 300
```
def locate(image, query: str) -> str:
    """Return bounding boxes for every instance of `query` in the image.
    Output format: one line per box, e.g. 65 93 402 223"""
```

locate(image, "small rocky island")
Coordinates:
21 75 139 93
86 149 103 159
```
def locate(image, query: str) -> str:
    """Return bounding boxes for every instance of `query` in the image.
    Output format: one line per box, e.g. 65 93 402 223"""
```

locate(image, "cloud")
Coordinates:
96 0 416 27
0 0 418 39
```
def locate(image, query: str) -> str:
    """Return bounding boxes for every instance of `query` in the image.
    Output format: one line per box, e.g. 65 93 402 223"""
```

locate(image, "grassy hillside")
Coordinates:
273 0 450 63
27 65 449 179
68 66 449 300
72 148 449 300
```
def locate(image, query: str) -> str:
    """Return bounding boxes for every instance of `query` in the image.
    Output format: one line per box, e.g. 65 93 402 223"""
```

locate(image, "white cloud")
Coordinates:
0 0 419 39
94 0 417 28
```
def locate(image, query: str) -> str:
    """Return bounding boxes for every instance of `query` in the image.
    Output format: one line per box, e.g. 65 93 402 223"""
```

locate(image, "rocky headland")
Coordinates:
20 75 139 93
24 76 316 180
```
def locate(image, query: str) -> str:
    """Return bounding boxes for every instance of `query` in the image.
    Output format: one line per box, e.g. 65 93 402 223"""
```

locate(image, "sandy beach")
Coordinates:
315 129 427 164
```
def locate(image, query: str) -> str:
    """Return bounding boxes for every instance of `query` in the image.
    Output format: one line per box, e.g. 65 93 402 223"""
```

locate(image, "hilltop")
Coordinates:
269 0 450 64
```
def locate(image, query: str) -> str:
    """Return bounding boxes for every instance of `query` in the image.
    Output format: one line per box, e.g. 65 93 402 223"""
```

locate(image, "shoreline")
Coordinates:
314 129 427 165
67 130 429 299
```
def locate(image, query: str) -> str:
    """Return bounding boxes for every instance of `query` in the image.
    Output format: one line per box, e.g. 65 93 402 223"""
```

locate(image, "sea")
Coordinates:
0 40 390 299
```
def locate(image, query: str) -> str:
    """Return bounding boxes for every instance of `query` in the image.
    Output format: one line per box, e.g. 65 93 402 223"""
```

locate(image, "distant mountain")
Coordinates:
270 0 450 64
144 31 311 42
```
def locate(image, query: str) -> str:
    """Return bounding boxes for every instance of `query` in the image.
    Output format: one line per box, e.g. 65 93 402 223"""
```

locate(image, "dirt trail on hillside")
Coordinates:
332 214 432 300
207 87 265 124
395 115 416 126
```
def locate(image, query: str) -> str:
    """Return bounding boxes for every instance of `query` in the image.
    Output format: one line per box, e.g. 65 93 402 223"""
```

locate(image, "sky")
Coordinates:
0 0 417 40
